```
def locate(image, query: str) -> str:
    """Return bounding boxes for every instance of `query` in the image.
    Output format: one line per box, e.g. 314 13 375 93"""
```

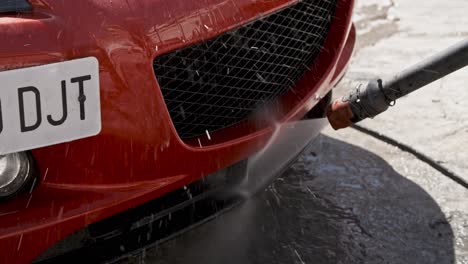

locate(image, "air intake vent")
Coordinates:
154 0 337 139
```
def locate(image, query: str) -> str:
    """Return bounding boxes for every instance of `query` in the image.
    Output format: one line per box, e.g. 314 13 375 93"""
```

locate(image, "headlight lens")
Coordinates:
0 152 35 199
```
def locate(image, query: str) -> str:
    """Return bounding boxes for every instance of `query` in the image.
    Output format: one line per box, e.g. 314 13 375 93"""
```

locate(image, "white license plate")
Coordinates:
0 57 101 155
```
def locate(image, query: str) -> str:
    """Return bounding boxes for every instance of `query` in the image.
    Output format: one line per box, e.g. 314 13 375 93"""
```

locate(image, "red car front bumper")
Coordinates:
0 0 355 262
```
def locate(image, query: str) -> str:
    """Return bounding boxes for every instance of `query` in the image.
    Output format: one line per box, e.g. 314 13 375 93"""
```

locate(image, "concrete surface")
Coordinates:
116 1 468 263
331 0 468 262
339 0 468 179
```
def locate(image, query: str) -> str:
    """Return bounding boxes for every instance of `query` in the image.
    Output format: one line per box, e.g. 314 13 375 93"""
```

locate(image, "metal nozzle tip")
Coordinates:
326 99 354 130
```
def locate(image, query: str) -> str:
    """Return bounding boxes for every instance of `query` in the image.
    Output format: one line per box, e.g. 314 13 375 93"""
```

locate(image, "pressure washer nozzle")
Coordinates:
326 99 354 130
326 80 391 130
327 38 468 130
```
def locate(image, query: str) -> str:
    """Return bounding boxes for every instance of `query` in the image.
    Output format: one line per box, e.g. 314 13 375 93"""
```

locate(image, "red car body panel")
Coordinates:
0 0 355 262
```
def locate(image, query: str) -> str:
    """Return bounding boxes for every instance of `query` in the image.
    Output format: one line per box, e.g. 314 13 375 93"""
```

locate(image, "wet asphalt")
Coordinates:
117 0 468 263
117 128 461 264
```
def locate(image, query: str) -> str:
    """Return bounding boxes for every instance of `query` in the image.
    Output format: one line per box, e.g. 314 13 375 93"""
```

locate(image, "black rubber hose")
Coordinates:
351 124 468 190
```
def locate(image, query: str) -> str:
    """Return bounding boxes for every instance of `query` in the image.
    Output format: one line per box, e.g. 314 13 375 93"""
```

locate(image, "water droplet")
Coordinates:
205 130 212 140
256 73 267 83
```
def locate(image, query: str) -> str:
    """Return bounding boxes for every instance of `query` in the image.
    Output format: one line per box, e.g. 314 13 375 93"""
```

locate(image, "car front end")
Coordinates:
0 0 355 262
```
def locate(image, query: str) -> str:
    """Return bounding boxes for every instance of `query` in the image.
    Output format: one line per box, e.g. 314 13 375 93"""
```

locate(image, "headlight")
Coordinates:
0 152 36 199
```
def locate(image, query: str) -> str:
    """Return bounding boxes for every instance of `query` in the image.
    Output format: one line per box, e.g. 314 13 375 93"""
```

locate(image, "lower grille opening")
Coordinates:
153 0 338 139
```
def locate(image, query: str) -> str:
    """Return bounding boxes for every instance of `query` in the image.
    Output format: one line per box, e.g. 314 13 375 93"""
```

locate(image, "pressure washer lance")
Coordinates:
327 38 468 130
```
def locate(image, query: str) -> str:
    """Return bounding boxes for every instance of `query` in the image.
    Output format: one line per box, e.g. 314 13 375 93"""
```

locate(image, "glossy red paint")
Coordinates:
0 0 355 262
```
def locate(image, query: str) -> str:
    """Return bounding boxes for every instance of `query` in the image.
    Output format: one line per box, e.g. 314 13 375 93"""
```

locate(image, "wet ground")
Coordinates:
115 0 468 263
117 130 460 264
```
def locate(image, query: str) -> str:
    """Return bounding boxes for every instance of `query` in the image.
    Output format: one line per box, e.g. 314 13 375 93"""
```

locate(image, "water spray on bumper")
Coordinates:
327 38 468 130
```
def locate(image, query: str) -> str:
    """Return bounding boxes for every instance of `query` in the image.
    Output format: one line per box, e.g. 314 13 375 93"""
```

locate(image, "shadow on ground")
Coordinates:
120 135 455 264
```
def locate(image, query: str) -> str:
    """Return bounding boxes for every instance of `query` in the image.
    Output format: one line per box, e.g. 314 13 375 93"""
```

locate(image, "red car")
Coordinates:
0 0 355 262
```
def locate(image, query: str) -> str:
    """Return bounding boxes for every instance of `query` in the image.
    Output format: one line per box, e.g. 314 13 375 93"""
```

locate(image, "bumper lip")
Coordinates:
0 176 185 237
35 118 327 262
0 0 356 262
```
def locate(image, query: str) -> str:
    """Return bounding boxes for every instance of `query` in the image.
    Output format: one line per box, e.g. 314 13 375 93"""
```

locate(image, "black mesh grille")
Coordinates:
154 0 337 139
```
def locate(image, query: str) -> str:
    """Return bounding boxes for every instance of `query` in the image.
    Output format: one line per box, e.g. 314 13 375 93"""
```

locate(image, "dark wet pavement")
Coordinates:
117 132 456 264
